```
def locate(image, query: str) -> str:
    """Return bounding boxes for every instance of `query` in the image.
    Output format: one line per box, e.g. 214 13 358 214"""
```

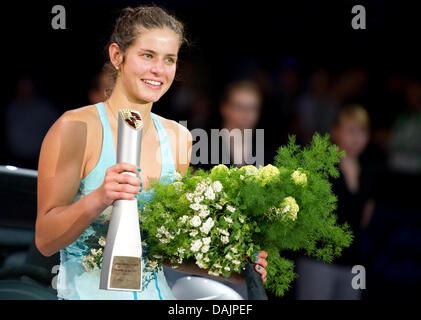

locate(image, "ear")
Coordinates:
108 43 123 69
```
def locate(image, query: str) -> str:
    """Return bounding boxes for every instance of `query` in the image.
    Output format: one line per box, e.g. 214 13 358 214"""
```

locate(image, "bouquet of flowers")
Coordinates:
137 134 352 297
82 134 353 297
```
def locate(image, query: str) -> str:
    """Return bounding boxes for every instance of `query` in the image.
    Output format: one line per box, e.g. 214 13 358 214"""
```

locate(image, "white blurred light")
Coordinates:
6 165 18 171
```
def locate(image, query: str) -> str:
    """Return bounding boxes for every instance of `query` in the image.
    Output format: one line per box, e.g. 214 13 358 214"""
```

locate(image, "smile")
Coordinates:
142 79 163 88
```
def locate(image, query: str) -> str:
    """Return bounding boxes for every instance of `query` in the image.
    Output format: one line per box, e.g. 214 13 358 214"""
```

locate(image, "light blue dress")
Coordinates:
56 102 176 300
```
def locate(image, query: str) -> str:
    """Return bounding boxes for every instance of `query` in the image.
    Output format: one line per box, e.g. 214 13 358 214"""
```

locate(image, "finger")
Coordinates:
254 256 268 268
254 265 267 283
109 190 137 201
258 251 268 259
111 162 139 175
112 181 142 195
113 173 142 188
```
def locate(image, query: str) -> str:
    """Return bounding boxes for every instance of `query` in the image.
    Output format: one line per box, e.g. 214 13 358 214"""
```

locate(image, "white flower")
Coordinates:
98 236 106 247
190 230 198 237
186 193 194 202
199 208 210 218
232 260 241 265
215 204 223 210
204 187 216 200
179 215 189 224
282 205 290 214
194 195 204 203
281 196 299 221
240 175 245 180
203 256 210 262
177 248 185 255
190 239 203 252
160 238 169 243
202 237 211 245
214 264 222 269
224 216 233 224
225 253 233 260
208 270 220 276
173 181 183 192
217 228 230 236
231 247 238 253
212 181 223 193
157 226 167 234
195 253 203 260
201 245 210 253
195 182 207 194
139 215 147 223
189 203 202 211
146 259 158 271
190 215 202 227
174 171 182 181
224 266 231 271
156 233 162 238
226 205 236 213
196 260 208 269
200 218 214 234
239 217 245 223
221 236 229 244
291 169 307 186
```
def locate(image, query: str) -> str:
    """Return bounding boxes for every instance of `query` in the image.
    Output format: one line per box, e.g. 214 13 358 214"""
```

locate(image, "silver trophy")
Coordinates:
100 109 143 291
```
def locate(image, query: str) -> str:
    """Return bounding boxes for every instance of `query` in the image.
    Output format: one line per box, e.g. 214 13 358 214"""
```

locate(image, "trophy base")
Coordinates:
103 256 142 291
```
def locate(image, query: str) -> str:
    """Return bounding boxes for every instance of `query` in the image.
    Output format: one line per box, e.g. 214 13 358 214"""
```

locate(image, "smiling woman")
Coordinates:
35 5 268 300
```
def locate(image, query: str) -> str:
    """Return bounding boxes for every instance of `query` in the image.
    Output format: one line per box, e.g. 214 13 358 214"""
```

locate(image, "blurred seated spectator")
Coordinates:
387 77 421 174
4 74 60 170
295 104 375 300
192 80 267 171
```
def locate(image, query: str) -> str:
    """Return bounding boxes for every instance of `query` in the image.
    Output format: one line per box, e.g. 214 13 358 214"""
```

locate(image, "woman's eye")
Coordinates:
166 57 175 64
143 54 152 58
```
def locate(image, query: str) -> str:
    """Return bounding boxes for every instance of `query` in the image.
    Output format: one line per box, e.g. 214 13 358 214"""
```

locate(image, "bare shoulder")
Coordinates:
60 104 98 123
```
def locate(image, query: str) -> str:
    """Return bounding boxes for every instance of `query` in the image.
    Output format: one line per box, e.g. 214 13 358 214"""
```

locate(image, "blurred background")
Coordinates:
0 0 420 300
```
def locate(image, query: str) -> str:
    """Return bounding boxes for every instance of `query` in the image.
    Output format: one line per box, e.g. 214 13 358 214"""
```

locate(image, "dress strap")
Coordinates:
150 112 176 182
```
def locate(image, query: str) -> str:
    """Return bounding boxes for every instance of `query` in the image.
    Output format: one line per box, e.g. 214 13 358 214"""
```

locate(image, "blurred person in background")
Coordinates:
294 67 338 145
387 77 421 174
218 80 263 168
87 69 113 105
4 74 60 169
295 104 375 300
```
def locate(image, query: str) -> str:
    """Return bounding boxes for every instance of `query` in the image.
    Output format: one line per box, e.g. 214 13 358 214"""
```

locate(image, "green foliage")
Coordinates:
83 133 352 297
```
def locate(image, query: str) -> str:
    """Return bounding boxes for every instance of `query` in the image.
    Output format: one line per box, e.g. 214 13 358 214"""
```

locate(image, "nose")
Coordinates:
150 59 164 75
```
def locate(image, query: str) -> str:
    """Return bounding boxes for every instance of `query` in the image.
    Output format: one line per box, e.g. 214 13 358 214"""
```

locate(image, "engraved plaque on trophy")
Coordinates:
100 109 143 291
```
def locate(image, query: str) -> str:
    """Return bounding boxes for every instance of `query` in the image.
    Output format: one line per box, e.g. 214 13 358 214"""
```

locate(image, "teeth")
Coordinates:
143 79 162 86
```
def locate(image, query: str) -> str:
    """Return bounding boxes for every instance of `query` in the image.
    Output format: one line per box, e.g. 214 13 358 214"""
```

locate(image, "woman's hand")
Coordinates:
254 251 268 283
96 162 143 207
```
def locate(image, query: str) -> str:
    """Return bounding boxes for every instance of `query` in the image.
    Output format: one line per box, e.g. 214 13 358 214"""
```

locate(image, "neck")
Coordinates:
106 82 154 136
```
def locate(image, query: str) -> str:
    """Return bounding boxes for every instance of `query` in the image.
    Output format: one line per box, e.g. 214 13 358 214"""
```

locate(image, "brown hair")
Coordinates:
333 104 371 131
103 5 187 98
221 80 263 106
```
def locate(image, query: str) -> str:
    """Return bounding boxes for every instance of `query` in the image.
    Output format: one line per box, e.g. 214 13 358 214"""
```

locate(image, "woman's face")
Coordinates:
334 119 369 158
120 27 179 103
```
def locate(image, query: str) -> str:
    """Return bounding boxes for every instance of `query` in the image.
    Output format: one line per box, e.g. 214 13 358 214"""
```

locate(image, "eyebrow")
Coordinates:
139 48 177 57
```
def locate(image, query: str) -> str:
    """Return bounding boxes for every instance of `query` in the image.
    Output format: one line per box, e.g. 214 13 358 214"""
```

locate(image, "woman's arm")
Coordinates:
36 111 141 256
